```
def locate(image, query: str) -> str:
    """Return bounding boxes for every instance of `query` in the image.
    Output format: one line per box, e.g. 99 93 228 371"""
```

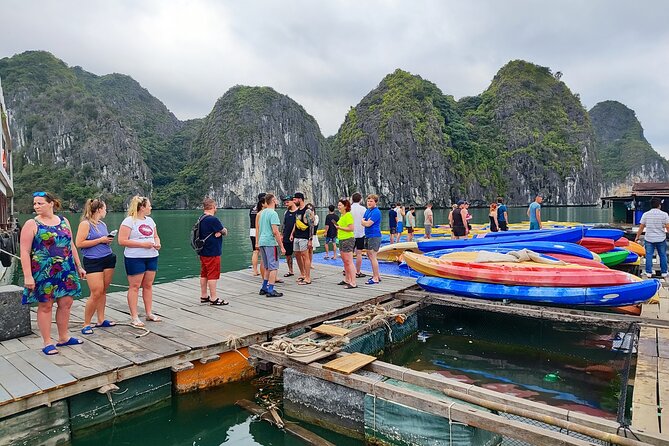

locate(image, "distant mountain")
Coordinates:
590 100 669 196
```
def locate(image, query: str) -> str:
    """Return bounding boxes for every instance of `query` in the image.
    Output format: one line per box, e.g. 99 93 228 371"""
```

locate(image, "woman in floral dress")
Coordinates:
20 192 86 355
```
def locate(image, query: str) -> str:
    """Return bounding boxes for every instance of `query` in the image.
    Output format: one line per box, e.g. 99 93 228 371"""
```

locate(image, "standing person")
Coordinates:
423 203 434 240
361 194 382 284
464 201 473 231
450 200 468 240
258 193 286 297
448 203 458 236
118 196 161 328
634 197 669 279
528 195 543 230
290 192 313 285
488 202 499 232
351 192 367 279
306 203 320 267
388 205 398 244
197 198 228 306
281 195 297 277
405 206 416 242
250 193 266 276
324 205 339 259
20 191 86 355
75 198 117 335
497 197 509 231
335 199 356 288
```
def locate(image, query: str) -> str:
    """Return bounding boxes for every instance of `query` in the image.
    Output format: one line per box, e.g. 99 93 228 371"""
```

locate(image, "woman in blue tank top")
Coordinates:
75 199 117 335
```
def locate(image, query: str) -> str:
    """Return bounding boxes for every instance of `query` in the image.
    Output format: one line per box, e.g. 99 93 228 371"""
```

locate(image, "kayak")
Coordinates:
416 275 660 307
425 241 595 260
403 252 638 287
418 228 585 252
548 254 608 269
578 237 615 254
614 237 630 247
626 240 646 257
584 228 625 240
377 242 421 262
599 248 630 267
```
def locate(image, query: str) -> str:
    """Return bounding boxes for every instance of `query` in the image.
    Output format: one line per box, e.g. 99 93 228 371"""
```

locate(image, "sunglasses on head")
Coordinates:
33 192 47 197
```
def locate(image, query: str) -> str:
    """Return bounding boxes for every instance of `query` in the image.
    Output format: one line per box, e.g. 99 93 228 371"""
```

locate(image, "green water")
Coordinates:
16 206 616 444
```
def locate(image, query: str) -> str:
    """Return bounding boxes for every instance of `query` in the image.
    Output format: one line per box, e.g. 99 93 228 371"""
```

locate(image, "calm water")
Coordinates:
16 206 615 444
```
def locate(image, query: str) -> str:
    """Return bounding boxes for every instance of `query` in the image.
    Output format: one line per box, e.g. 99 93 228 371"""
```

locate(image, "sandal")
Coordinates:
337 281 348 286
131 318 145 328
275 279 284 284
345 284 358 289
200 296 210 303
283 273 294 277
297 280 312 285
365 278 380 285
356 272 367 278
56 337 84 347
95 320 116 328
145 314 162 322
209 298 229 306
42 344 59 355
81 325 94 335
297 277 305 282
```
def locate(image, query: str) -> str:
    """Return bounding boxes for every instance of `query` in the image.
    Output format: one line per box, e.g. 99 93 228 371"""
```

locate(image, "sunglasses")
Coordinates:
33 191 47 197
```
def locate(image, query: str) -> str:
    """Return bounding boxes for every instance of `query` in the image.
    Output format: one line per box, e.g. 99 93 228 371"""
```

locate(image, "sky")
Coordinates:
2 0 669 156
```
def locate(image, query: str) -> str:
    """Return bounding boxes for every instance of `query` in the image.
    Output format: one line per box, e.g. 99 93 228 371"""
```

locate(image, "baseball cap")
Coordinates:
456 200 465 205
281 194 294 201
294 192 305 200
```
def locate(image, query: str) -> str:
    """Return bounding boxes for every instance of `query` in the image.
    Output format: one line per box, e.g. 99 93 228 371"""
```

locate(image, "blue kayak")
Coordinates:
418 228 585 252
584 228 625 240
417 276 660 307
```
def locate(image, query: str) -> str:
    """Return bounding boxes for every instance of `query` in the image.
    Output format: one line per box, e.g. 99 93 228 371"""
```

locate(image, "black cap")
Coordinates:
294 192 305 200
257 193 266 201
281 194 294 201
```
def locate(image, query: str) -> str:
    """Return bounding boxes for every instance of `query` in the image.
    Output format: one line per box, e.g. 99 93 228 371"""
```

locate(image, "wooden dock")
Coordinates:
632 286 669 437
0 264 415 419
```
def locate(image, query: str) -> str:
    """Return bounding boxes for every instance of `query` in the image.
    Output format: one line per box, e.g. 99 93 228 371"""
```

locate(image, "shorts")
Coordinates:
407 227 414 234
529 222 540 231
325 237 337 244
340 238 355 253
499 221 508 231
365 236 382 252
83 253 116 274
452 226 466 237
250 236 257 251
354 237 365 251
424 225 432 237
200 256 221 280
283 240 294 256
294 238 309 252
389 226 397 234
260 246 280 271
124 256 158 276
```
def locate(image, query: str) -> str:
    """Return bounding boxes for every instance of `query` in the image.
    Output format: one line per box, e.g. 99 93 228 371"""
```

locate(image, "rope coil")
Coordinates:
260 336 349 358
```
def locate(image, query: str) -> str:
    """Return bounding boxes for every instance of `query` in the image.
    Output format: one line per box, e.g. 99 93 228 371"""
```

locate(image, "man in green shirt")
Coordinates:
257 193 286 297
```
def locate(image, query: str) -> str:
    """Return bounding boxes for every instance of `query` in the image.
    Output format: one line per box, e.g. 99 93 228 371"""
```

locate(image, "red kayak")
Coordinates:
615 237 630 247
579 237 615 254
403 252 638 287
549 254 607 269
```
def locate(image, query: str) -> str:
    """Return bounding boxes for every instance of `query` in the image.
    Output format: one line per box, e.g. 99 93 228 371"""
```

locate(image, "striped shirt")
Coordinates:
640 208 669 243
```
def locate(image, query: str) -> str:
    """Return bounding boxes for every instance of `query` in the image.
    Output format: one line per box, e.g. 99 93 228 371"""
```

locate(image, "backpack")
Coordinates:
191 214 213 254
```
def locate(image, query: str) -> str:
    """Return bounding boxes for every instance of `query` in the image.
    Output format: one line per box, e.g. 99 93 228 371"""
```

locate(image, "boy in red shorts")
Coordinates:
198 198 228 305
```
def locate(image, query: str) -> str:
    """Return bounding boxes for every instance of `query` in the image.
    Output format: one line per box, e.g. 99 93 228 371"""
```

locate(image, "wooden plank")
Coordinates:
633 403 660 434
1 339 28 353
659 357 669 434
3 352 56 391
643 303 661 319
634 354 658 406
15 350 76 387
638 327 658 357
0 356 41 399
0 384 13 403
311 324 351 337
657 328 669 358
322 352 376 374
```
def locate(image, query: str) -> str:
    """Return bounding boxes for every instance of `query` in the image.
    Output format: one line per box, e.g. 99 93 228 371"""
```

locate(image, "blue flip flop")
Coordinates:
81 325 94 335
56 337 84 347
95 320 116 328
42 344 59 355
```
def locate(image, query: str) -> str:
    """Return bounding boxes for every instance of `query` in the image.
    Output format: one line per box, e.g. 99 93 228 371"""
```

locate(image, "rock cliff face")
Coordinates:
467 61 600 205
187 86 333 208
0 51 152 210
590 100 669 196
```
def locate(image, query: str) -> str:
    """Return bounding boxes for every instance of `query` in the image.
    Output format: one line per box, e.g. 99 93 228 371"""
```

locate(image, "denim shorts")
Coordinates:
325 237 337 244
124 256 159 276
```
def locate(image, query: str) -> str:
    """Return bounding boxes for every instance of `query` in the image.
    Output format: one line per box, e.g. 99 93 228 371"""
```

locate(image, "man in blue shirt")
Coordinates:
496 197 509 231
528 195 542 230
361 194 382 284
388 206 398 244
198 198 228 306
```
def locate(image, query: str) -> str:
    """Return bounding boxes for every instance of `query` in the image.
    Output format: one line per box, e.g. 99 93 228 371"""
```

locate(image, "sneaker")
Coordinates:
662 273 668 278
645 272 653 279
266 290 283 298
259 289 268 295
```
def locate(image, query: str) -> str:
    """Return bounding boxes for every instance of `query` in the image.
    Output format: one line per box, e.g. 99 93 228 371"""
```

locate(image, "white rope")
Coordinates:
260 337 349 358
447 401 467 446
225 335 249 360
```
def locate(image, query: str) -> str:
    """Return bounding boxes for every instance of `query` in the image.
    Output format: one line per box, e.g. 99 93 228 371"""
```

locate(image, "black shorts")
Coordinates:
389 226 397 234
83 253 117 274
452 226 467 237
407 227 414 234
499 221 508 231
283 240 294 256
354 237 365 251
250 236 257 251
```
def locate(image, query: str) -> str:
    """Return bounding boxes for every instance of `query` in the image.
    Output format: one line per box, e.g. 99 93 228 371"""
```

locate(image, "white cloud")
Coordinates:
2 0 668 155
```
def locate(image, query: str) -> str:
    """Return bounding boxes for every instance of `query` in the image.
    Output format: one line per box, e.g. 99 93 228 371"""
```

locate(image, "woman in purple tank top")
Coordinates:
75 199 117 335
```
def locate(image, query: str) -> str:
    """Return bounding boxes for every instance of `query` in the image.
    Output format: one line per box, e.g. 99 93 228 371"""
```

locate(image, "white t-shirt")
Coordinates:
121 216 159 258
351 202 366 238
